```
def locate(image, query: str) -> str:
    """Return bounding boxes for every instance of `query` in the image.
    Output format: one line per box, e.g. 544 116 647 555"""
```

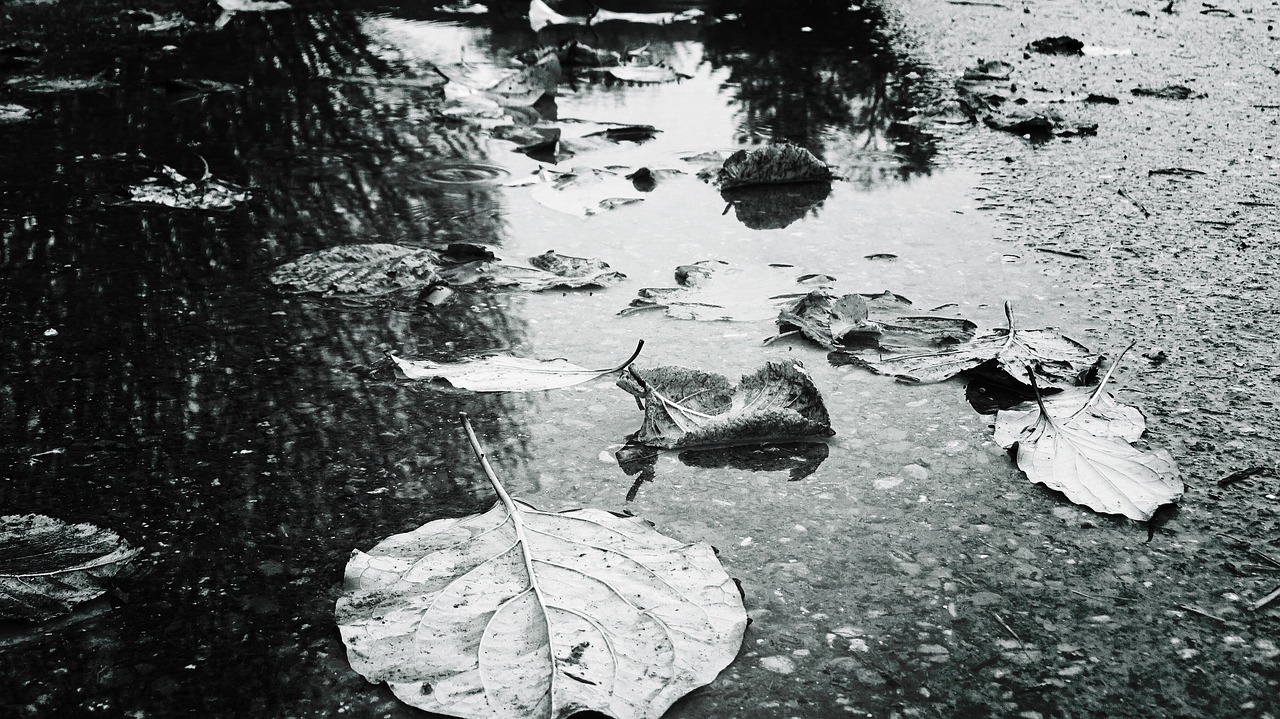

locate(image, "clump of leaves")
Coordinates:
390 341 644 392
335 415 747 719
853 301 1099 388
127 161 248 211
617 360 834 449
997 349 1182 521
1 515 141 621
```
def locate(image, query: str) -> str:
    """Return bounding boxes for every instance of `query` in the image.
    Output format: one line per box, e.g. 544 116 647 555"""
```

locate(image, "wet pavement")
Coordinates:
1 0 1277 718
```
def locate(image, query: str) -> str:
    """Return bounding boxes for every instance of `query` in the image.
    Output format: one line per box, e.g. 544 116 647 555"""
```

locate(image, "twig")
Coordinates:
1217 465 1274 486
1034 247 1091 259
1252 104 1280 109
991 612 1036 662
1069 588 1137 603
947 0 1010 6
1117 188 1151 217
1178 604 1230 624
1252 585 1280 612
1216 533 1280 569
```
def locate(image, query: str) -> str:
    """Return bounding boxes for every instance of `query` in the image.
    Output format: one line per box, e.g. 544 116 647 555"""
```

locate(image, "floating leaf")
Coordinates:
335 416 747 719
590 8 705 25
773 290 879 349
715 144 833 190
391 341 643 392
5 74 117 93
519 167 646 217
855 301 1099 388
994 344 1145 449
617 360 834 449
1 514 141 621
215 0 292 29
529 0 589 32
1006 371 1181 521
0 103 33 123
127 163 249 211
269 244 441 296
621 260 835 321
606 65 681 84
270 245 623 297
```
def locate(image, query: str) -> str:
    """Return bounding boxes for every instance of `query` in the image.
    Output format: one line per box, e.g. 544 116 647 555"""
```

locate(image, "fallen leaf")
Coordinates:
1005 370 1182 521
621 260 835 321
0 514 141 621
390 341 643 392
773 290 976 350
715 143 834 190
617 360 834 449
1131 85 1200 100
1028 36 1084 55
270 245 623 297
126 163 249 211
517 167 646 217
854 301 1100 387
215 0 292 29
0 103 33 123
993 343 1145 448
606 65 682 83
590 8 704 25
336 416 747 719
529 0 590 32
269 244 441 296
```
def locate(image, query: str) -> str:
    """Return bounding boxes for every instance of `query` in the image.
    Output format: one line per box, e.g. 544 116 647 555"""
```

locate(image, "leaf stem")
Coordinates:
1069 341 1136 421
460 413 516 512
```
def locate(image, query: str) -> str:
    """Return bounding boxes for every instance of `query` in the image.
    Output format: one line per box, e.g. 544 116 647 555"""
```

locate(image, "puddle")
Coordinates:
0 2 1081 718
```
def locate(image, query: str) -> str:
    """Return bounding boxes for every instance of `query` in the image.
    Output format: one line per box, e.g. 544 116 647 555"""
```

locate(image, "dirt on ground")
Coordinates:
880 0 1280 715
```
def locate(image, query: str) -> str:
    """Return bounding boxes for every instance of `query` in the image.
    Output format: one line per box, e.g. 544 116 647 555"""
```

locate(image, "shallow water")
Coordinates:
0 2 1084 717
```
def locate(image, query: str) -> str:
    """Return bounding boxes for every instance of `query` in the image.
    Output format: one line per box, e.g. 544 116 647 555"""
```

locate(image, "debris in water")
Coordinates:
1131 85 1201 99
1028 36 1084 55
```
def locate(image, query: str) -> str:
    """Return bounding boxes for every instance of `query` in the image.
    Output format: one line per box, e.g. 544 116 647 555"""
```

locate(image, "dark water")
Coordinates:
0 1 984 716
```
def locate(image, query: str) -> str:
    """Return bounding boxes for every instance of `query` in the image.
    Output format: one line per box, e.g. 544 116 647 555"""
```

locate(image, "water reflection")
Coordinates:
704 0 935 185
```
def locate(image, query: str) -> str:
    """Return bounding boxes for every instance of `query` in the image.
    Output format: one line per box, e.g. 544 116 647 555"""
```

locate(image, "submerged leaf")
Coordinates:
1007 372 1181 521
715 143 833 190
517 167 646 217
391 341 643 392
336 416 747 719
269 244 441 296
856 302 1099 388
0 515 141 621
270 245 623 297
617 360 834 449
622 260 835 321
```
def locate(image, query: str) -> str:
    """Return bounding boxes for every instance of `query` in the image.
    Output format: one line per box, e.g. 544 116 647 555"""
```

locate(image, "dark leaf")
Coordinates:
617 361 834 449
0 515 141 621
715 143 834 190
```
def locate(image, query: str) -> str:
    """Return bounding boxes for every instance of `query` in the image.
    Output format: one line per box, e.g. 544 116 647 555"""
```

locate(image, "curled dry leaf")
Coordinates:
617 360 834 449
1006 368 1182 522
336 416 747 719
621 260 835 322
391 341 644 392
715 143 833 190
774 289 976 350
127 163 248 211
855 301 1099 388
1 514 141 621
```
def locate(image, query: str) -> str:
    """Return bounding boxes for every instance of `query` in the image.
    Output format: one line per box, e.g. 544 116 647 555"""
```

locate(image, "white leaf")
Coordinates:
336 418 747 719
391 341 643 392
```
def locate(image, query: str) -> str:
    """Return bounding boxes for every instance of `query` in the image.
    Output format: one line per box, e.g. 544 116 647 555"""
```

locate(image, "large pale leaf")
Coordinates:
1006 369 1182 521
617 360 834 449
440 250 627 292
391 341 643 392
994 344 1145 449
0 514 141 621
856 302 1099 388
335 417 747 719
621 260 836 321
715 144 833 190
